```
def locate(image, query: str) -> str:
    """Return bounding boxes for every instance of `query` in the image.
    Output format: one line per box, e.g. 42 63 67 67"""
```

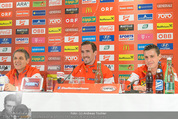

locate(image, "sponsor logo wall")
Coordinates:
0 0 177 84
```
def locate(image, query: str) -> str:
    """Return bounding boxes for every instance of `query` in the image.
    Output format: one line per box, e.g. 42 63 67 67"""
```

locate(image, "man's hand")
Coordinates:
133 85 146 93
4 83 16 91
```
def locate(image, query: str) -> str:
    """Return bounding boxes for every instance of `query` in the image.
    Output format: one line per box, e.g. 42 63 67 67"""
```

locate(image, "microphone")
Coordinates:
125 76 146 93
57 66 76 84
0 66 9 84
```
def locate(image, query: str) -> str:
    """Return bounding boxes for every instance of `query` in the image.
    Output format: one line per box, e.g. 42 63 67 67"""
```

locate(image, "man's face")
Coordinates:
144 49 161 69
13 52 29 73
4 101 16 115
81 44 97 65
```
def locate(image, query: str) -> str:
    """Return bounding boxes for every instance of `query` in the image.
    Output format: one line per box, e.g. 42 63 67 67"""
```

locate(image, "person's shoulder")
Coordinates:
27 65 40 73
101 63 113 73
134 64 147 74
74 62 84 69
137 65 146 70
6 68 16 75
101 63 109 69
72 63 84 75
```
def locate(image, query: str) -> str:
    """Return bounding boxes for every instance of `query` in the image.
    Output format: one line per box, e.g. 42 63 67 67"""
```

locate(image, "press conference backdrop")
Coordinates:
0 0 178 83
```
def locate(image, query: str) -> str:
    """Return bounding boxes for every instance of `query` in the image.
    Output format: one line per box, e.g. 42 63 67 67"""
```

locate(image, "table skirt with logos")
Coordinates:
1 83 178 119
1 92 178 111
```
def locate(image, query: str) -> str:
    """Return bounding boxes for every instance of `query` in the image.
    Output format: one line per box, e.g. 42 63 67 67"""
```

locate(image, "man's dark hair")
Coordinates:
13 49 30 60
81 41 97 52
4 94 17 105
143 44 160 56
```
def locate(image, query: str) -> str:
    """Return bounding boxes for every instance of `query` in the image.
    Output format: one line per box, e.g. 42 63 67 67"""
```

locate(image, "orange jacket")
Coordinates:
127 63 178 93
72 60 114 84
6 64 42 90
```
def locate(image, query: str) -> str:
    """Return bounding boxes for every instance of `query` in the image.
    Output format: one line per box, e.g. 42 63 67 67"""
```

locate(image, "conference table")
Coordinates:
1 91 178 119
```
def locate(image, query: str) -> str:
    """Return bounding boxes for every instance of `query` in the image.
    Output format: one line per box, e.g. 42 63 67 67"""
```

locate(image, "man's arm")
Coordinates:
102 65 115 84
4 83 16 91
127 72 146 92
3 74 17 91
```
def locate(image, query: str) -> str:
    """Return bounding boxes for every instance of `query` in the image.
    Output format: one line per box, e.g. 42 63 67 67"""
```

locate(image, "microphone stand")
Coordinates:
125 76 146 93
0 66 8 75
125 81 139 93
57 66 76 84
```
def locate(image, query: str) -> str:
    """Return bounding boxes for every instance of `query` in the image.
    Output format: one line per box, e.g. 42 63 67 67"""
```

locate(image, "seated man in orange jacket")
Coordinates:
72 41 114 84
127 44 178 93
5 49 42 91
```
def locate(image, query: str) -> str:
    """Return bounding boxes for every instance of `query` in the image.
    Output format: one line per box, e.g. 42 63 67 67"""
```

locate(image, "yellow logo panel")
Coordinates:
48 27 61 34
64 46 79 52
0 20 12 26
99 15 115 22
119 54 134 61
157 23 173 30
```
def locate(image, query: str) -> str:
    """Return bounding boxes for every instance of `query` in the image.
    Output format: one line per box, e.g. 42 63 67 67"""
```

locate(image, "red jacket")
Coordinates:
6 64 42 90
127 63 178 93
72 60 114 84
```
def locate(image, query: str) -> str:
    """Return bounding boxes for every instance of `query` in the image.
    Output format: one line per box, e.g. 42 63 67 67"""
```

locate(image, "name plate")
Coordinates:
54 84 120 93
21 77 44 92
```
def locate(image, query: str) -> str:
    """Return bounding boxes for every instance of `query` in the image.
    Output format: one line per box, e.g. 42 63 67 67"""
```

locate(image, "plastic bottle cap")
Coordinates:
167 57 172 60
97 61 101 63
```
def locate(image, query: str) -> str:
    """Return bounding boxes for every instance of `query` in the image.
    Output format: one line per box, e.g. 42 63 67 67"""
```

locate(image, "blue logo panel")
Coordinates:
32 19 46 25
16 38 29 43
157 43 173 50
82 26 96 32
138 44 152 50
82 36 96 42
0 38 11 44
119 34 134 41
32 10 46 16
48 46 61 52
138 4 153 10
32 47 45 52
100 35 114 41
138 14 153 20
100 0 114 3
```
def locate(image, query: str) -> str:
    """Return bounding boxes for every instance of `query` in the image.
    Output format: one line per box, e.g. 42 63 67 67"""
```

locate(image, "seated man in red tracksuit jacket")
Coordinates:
72 41 114 84
127 44 178 93
5 49 42 91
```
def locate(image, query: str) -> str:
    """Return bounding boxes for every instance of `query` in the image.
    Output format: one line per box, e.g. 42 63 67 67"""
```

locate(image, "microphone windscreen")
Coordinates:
0 76 9 84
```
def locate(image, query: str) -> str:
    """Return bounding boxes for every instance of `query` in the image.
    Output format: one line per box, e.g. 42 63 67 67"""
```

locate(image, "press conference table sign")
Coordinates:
54 84 120 93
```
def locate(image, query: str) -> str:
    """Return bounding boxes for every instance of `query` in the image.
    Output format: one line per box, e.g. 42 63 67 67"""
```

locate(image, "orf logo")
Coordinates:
65 18 78 24
101 7 113 12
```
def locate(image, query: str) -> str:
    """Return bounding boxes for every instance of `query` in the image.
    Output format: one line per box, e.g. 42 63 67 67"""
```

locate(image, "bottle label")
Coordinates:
165 82 169 91
169 82 174 90
156 69 162 73
156 79 163 91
